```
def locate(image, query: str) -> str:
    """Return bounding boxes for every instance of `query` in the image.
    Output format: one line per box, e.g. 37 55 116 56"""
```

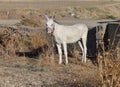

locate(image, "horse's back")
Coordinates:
71 23 88 34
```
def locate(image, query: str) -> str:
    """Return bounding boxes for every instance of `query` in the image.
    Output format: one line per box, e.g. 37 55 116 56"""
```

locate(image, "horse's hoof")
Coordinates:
65 62 68 65
58 62 62 64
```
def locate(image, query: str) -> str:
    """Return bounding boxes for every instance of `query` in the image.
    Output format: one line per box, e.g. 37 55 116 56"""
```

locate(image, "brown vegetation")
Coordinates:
18 15 44 27
97 27 120 87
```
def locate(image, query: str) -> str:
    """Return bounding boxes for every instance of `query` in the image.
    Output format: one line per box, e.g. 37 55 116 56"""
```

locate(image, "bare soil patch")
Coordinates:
0 57 99 87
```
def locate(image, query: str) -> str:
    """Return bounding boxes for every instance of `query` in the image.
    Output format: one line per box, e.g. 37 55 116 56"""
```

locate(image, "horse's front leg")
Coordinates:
56 44 62 64
63 42 68 65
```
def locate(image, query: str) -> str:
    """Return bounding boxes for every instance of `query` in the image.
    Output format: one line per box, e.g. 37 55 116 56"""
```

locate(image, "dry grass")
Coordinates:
97 35 120 87
30 32 47 49
0 4 120 20
0 26 48 58
0 27 23 57
18 15 44 27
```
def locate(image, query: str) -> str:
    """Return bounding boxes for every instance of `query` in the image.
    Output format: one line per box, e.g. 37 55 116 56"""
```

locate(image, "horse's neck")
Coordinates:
54 22 62 30
54 22 63 36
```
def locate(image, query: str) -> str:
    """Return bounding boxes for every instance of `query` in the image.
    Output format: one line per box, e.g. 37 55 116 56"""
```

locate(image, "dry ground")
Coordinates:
0 57 100 87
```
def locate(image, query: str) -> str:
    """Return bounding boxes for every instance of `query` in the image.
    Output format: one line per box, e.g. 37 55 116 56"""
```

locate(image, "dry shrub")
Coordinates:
27 30 55 64
18 15 44 27
29 31 48 49
0 26 32 57
0 27 21 56
0 26 54 70
98 55 120 87
0 31 4 57
98 39 120 87
30 31 49 54
0 25 50 59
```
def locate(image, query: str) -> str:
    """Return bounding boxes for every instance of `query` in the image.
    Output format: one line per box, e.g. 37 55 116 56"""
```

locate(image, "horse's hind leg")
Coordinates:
82 34 87 63
78 41 84 62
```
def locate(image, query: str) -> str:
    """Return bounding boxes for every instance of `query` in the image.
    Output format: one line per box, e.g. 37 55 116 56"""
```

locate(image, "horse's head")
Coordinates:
45 15 55 35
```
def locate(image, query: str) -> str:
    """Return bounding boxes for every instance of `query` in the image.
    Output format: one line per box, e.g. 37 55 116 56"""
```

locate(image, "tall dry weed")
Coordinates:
97 24 120 87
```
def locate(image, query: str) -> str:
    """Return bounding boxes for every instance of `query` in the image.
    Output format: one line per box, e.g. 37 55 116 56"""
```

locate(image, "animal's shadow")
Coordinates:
16 45 48 58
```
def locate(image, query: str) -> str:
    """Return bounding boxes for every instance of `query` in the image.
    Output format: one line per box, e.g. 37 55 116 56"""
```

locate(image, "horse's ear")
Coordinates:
45 14 49 20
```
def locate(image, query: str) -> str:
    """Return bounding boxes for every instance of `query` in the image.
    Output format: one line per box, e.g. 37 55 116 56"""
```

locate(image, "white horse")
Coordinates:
45 15 88 64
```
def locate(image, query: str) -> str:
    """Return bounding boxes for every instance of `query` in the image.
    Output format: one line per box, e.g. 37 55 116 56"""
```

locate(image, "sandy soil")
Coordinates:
0 57 99 87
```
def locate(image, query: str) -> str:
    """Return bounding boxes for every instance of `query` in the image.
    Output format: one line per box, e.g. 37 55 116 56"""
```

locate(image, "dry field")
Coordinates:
0 1 120 87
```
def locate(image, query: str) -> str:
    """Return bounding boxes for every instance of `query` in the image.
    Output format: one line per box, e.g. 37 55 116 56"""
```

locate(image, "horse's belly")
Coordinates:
66 35 81 43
